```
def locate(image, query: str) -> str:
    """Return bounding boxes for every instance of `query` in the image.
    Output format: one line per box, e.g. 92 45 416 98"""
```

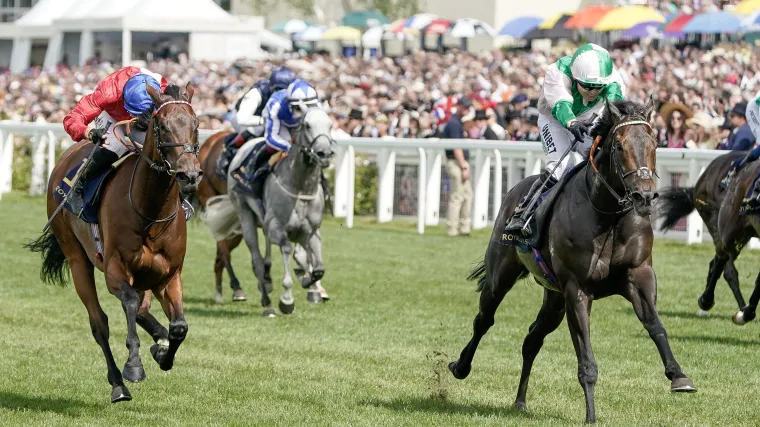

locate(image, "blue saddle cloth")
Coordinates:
53 156 115 224
739 175 760 216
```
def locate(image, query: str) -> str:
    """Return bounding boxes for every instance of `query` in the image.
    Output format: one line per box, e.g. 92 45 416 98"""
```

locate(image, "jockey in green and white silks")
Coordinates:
506 43 627 234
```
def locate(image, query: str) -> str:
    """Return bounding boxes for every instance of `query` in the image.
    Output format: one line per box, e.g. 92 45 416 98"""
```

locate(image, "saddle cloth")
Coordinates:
52 154 128 224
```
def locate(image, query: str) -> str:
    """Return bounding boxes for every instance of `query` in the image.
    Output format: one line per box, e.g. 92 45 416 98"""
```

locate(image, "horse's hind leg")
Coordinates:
71 258 131 402
153 274 188 372
450 248 525 380
263 237 273 294
733 270 760 325
722 257 746 311
220 237 246 302
514 289 566 411
104 262 146 384
238 205 272 316
697 254 728 314
213 246 225 304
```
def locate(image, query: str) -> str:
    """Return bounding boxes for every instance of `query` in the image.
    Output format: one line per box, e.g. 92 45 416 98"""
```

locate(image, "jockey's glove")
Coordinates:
88 128 107 145
567 120 589 143
134 110 152 131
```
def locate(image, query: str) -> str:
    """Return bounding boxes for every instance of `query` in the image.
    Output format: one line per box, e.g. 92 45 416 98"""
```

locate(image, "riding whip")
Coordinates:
42 142 100 233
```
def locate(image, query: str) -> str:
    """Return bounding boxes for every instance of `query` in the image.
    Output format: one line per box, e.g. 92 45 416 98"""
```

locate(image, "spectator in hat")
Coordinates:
658 103 694 148
685 111 717 149
442 95 475 237
722 103 755 151
348 108 364 137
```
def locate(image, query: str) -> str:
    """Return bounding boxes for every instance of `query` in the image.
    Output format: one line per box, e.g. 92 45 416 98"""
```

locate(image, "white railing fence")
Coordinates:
0 121 754 248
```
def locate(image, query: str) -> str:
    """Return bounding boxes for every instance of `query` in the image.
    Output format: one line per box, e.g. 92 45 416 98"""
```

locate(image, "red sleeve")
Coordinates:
63 72 123 141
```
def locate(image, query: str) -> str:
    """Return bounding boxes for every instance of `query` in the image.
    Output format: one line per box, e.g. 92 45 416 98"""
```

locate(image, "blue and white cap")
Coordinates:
286 79 320 118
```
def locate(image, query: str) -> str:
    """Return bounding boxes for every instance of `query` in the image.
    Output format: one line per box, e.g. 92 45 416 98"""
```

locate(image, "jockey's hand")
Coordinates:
87 128 107 145
567 120 589 143
134 110 152 132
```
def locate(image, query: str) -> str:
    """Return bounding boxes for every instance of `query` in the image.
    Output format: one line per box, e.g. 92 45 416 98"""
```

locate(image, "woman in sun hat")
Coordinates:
658 102 693 148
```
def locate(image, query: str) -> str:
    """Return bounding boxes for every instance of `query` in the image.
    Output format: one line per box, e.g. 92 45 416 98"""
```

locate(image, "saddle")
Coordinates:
229 141 287 196
501 160 588 250
53 153 132 224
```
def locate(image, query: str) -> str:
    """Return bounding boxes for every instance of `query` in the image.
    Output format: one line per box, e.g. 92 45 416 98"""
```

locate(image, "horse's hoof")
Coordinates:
122 364 146 383
279 300 295 314
214 294 224 304
111 385 132 403
513 401 528 411
232 288 247 302
671 377 697 393
696 309 710 318
264 281 273 294
262 307 277 318
732 311 747 325
150 343 169 367
697 296 714 311
307 291 323 304
448 360 470 380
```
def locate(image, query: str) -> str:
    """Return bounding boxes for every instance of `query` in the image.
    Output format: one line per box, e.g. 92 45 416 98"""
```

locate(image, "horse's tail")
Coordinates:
657 186 695 232
467 259 488 293
24 229 69 287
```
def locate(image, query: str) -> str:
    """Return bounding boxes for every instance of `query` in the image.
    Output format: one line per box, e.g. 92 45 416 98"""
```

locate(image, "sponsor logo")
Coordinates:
542 124 556 154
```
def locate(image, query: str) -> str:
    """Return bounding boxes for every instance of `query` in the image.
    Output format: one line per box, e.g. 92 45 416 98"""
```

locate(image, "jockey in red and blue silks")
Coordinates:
217 66 296 177
240 79 322 203
63 66 174 217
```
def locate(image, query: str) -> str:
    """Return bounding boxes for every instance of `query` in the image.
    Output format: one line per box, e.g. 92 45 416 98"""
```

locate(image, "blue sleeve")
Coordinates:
748 143 760 161
264 101 290 151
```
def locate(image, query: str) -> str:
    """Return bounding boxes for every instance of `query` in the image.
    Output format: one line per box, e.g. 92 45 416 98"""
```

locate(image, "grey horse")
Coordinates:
228 107 334 317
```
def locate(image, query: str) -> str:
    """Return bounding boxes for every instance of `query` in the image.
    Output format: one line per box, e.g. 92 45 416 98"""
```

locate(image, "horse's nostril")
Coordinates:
652 192 659 200
176 172 188 182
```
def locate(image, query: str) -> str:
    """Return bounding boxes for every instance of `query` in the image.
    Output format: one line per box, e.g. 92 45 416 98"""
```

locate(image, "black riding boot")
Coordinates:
504 171 557 235
247 144 276 200
68 147 120 217
747 176 760 206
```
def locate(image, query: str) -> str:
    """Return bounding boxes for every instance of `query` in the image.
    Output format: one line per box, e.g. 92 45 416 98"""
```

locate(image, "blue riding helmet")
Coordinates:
270 67 296 91
123 74 161 116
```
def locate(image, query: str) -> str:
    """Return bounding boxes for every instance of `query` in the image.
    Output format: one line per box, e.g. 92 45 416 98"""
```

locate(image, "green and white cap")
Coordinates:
570 43 613 86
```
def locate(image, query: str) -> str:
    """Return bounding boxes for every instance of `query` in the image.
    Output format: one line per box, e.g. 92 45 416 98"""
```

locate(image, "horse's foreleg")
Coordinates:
722 257 746 311
514 289 566 411
105 261 145 384
277 239 296 314
733 270 760 325
625 266 696 393
263 237 273 292
136 290 169 346
213 244 225 304
697 254 727 313
564 283 598 424
72 259 130 402
450 250 523 380
154 274 187 372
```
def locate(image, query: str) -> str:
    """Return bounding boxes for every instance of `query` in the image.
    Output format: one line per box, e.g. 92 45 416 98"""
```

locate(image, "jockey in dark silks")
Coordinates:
721 96 760 207
216 66 296 177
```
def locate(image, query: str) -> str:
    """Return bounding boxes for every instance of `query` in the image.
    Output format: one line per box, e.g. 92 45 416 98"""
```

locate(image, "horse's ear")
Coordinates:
605 97 622 122
643 95 656 122
183 82 195 103
146 83 162 106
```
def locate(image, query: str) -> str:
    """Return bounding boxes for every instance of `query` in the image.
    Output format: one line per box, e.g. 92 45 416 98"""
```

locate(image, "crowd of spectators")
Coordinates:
1 39 759 151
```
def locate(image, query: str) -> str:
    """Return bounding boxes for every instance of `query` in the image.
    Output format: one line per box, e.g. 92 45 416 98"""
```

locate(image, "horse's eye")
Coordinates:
615 142 623 151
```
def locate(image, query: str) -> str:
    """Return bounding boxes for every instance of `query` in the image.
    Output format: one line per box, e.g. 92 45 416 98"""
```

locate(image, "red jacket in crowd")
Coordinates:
63 66 168 142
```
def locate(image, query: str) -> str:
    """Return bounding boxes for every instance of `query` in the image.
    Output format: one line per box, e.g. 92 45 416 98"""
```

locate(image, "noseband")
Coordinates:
588 119 656 213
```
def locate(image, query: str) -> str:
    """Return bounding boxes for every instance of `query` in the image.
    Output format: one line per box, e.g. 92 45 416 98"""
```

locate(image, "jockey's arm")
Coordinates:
604 69 626 103
236 88 265 128
543 64 576 128
63 84 111 142
264 102 291 151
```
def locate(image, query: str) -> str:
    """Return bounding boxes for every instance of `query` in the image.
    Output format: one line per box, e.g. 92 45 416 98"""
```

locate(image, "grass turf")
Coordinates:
1 191 759 426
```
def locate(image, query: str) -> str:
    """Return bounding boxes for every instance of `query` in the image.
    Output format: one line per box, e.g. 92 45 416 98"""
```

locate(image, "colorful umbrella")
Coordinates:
339 10 389 28
538 12 573 30
362 25 403 48
525 14 573 40
622 21 663 38
450 18 496 38
662 14 694 34
681 11 741 34
593 6 665 31
498 16 543 37
740 9 760 30
734 0 760 15
564 5 615 29
321 26 362 41
404 13 437 30
423 19 452 35
271 19 310 34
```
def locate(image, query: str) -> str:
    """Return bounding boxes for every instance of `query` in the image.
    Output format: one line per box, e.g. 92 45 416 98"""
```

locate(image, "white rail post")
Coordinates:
471 148 491 230
376 147 396 223
346 145 355 229
416 148 426 234
332 145 349 218
0 132 14 195
492 149 502 221
424 148 441 226
686 160 705 244
29 134 48 196
46 130 56 187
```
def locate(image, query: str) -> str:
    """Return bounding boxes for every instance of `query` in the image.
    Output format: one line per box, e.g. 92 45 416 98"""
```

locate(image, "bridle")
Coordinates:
586 119 657 214
293 109 334 165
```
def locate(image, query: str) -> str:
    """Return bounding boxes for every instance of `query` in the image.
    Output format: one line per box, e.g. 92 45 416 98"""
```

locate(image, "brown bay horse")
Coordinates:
26 83 202 403
657 150 748 316
195 130 256 303
449 99 695 424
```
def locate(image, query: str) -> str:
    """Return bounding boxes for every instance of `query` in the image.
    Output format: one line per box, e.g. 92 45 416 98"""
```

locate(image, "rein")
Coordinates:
585 119 656 215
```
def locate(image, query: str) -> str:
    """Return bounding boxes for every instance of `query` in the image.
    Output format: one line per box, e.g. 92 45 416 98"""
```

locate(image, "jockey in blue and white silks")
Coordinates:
244 79 322 201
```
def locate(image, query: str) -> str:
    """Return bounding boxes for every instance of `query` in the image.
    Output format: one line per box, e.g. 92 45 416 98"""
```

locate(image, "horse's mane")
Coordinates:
590 99 650 140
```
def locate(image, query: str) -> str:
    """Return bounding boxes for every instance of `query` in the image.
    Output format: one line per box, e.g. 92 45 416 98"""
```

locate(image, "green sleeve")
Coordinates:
605 82 623 103
552 100 575 127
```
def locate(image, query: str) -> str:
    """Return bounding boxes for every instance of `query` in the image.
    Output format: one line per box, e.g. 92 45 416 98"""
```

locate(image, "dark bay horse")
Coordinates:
657 151 748 316
195 130 252 303
713 160 760 326
26 83 202 403
449 99 695 424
